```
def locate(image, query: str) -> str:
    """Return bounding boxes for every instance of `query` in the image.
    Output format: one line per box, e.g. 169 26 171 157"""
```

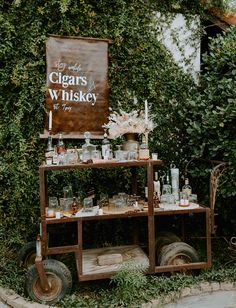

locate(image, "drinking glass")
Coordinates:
98 193 109 208
115 145 123 161
60 197 73 215
47 197 58 218
128 150 138 160
83 198 93 212
63 185 73 199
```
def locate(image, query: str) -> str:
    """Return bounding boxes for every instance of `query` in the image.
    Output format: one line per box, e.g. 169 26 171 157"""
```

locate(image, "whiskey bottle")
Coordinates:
71 197 78 215
45 131 54 165
182 178 192 196
57 133 66 154
52 145 58 165
139 135 149 160
153 172 161 199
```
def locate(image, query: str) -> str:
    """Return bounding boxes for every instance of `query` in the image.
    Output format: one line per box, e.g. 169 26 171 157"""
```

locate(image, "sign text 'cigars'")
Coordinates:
48 61 98 111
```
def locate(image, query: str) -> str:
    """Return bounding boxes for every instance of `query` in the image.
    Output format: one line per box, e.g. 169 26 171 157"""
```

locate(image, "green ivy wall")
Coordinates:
0 0 235 245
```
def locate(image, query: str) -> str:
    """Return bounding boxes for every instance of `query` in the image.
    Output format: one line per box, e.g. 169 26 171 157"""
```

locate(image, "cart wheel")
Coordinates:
159 242 199 267
18 241 36 269
25 259 72 305
156 231 181 257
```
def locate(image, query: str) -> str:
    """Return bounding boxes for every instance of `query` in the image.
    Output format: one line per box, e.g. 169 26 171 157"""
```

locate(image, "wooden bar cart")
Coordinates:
25 159 212 304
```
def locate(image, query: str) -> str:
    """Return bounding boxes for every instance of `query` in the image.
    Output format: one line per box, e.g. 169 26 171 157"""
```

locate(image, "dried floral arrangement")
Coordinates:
103 109 156 139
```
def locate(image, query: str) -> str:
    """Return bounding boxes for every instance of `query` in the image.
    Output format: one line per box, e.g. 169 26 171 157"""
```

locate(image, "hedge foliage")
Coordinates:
0 0 235 247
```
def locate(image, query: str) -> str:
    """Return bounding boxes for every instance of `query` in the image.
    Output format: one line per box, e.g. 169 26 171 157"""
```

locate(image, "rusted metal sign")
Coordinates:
44 35 110 138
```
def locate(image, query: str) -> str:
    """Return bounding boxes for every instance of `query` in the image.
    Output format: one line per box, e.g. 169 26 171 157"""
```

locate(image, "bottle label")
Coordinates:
57 146 65 154
182 188 192 196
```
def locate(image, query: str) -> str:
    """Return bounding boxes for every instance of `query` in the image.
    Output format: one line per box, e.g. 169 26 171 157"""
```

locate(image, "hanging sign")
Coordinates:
44 35 110 138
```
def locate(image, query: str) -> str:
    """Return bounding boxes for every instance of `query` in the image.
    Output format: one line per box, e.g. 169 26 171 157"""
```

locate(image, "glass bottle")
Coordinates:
45 131 54 165
71 197 78 215
182 178 192 196
101 131 110 159
162 175 172 197
154 172 161 199
138 135 149 160
82 131 95 161
46 131 54 152
115 145 123 161
57 133 66 154
52 145 58 165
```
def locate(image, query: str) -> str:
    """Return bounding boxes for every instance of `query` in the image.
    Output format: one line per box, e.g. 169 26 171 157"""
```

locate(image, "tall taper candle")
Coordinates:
49 110 52 131
145 100 148 125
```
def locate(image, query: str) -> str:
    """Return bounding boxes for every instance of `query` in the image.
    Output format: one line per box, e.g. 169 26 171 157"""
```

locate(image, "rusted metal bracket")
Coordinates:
35 256 51 292
35 234 50 292
184 158 228 235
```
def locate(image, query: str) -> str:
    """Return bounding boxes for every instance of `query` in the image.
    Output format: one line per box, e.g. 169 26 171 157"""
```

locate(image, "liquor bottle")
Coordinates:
45 131 54 165
139 135 149 160
82 131 95 161
71 197 78 215
182 178 192 196
171 167 179 201
101 131 110 159
52 145 58 165
162 175 172 195
46 131 54 152
57 133 66 154
154 172 161 199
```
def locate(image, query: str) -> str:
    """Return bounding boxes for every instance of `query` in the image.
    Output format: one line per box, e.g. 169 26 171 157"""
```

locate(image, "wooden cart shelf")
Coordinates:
81 245 149 279
39 159 212 280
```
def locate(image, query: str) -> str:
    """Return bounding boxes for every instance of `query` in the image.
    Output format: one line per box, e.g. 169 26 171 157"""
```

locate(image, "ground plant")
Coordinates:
0 0 235 306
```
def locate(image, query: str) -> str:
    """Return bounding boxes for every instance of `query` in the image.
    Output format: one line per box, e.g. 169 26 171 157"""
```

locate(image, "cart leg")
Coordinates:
35 256 51 291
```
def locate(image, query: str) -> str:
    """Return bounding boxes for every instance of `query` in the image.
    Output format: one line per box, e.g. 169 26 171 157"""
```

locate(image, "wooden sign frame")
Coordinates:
41 35 111 139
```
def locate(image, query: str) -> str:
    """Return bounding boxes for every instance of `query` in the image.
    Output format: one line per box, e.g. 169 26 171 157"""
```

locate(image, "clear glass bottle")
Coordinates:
82 131 95 161
182 178 192 196
162 175 172 195
101 131 110 159
57 133 66 154
154 172 161 199
45 131 54 165
52 145 58 165
139 140 149 160
46 131 54 152
115 145 123 161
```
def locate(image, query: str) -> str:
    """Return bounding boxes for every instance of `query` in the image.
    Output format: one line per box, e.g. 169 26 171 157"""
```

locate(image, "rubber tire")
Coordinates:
25 259 72 305
159 241 199 266
156 231 181 257
17 241 36 269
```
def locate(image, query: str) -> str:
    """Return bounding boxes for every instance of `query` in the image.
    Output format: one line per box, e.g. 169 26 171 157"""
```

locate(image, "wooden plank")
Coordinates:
154 262 208 273
82 245 149 276
39 159 163 171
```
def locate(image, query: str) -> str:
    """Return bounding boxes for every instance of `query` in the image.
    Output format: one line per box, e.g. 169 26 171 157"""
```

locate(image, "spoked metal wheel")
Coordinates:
26 259 72 305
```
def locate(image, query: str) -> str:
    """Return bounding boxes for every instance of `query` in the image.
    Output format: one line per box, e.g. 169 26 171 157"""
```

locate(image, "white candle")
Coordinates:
49 111 52 131
145 100 148 125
